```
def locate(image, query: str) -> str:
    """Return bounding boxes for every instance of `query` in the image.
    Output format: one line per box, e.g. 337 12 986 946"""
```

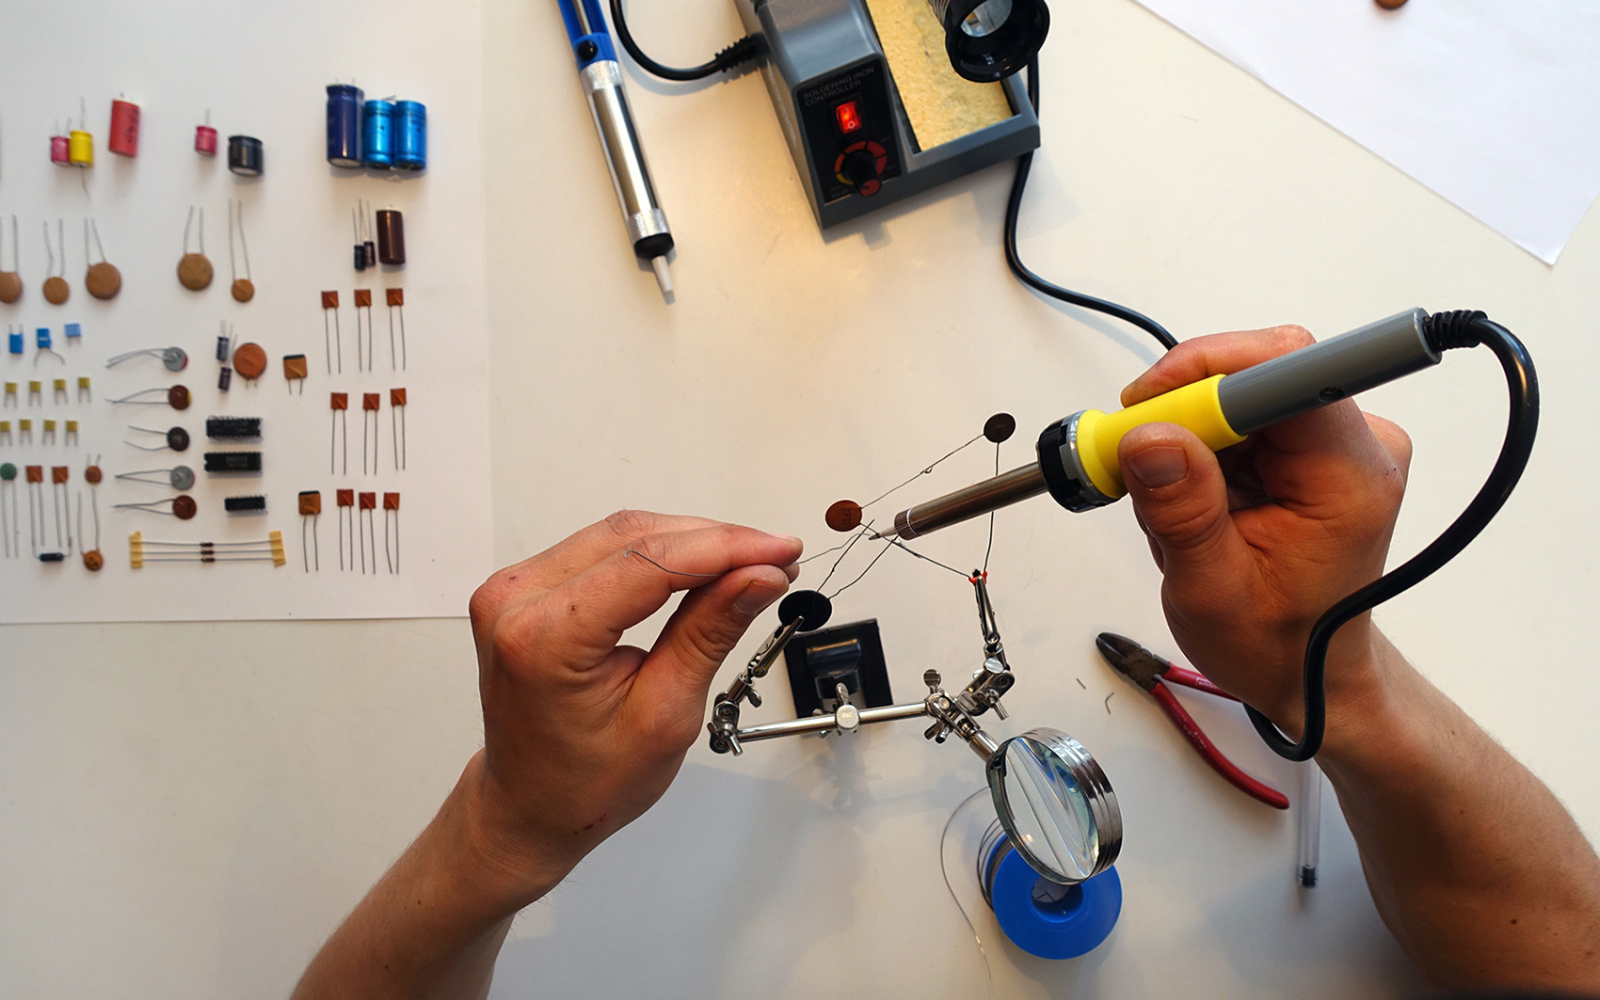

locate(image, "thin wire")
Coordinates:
236 201 252 280
91 218 107 264
982 443 999 574
816 522 874 592
886 538 968 579
939 789 995 997
797 539 854 565
228 199 236 282
861 433 984 510
43 220 55 277
826 537 894 600
625 548 721 578
183 206 194 255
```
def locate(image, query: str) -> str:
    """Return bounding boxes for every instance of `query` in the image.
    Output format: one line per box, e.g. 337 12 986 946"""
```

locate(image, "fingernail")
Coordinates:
734 580 784 617
770 533 803 548
1125 446 1188 488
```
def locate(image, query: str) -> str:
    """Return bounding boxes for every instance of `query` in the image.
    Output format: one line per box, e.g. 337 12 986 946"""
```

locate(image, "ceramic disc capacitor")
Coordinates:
326 84 363 167
376 209 405 265
109 100 140 157
393 100 426 171
228 135 263 177
362 99 395 169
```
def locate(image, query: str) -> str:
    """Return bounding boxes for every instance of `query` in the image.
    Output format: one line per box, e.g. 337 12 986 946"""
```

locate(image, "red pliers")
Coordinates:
1096 632 1288 810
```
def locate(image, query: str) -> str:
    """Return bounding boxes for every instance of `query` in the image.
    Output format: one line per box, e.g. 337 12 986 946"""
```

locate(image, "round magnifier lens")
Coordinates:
986 727 1121 884
934 0 1050 83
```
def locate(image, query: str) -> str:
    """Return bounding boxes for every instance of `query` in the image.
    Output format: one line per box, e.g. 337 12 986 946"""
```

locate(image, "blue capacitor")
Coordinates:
7 330 22 354
362 99 395 169
35 328 51 349
326 84 364 168
64 322 82 339
393 100 427 171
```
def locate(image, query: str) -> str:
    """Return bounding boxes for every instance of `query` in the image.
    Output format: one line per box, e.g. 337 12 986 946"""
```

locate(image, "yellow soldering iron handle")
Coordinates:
1071 375 1245 500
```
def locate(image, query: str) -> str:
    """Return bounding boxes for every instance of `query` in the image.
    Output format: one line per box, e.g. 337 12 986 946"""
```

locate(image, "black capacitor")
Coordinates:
204 451 262 472
376 209 405 265
354 242 367 271
364 240 377 268
224 495 267 512
218 367 233 391
228 135 264 177
216 335 231 361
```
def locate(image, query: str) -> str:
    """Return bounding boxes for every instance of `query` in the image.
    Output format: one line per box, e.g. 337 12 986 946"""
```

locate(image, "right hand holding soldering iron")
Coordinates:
1115 326 1413 744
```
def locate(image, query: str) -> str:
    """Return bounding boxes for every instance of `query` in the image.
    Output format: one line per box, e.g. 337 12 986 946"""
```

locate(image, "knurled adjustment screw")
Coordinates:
924 669 941 692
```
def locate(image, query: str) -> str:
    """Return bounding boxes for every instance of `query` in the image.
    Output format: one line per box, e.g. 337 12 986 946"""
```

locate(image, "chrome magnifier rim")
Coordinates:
985 726 1122 885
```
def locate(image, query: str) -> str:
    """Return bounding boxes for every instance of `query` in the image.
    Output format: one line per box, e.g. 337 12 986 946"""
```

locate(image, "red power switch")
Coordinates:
835 101 862 134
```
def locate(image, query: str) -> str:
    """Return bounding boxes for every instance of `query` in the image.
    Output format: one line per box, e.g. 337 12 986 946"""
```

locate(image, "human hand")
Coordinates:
463 511 802 902
1115 326 1413 738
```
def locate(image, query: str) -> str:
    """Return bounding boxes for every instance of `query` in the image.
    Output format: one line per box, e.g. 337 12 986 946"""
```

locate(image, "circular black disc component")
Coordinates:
167 427 190 452
984 412 1017 443
778 589 832 631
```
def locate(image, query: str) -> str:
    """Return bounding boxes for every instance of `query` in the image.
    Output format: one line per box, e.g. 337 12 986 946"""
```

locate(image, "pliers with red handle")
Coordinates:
1096 632 1289 810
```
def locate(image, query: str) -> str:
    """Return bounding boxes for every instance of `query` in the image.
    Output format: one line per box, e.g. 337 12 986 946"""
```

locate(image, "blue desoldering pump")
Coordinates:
557 0 675 296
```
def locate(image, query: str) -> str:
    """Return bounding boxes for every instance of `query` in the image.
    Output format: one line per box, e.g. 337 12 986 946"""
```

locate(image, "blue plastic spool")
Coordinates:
326 84 364 167
393 100 427 171
362 99 395 170
982 833 1121 960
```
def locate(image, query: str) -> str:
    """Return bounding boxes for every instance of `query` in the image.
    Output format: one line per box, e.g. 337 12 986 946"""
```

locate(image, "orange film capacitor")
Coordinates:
358 491 376 509
109 100 140 157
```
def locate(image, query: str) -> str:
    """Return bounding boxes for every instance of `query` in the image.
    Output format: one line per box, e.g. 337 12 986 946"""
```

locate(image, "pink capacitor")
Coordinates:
195 124 218 156
108 99 140 157
50 134 70 165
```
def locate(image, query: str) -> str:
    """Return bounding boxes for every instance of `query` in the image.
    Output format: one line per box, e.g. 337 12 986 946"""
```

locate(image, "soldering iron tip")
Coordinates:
651 255 673 297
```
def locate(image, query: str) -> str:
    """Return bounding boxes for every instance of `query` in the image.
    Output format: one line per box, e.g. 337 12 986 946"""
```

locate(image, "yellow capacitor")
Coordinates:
68 130 94 166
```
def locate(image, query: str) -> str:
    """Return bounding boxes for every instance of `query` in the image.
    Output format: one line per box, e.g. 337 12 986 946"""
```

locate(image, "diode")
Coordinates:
336 488 355 571
227 135 263 177
376 209 405 266
386 288 407 370
361 392 380 476
393 100 427 172
108 385 192 410
203 451 262 473
34 327 65 366
299 490 322 572
283 354 308 395
178 207 213 290
115 465 195 490
363 99 395 170
128 530 286 567
42 219 70 304
330 392 349 474
322 290 343 374
228 199 254 302
68 99 94 167
78 489 103 571
327 84 363 168
115 494 198 519
195 110 218 157
108 98 140 157
224 495 266 513
83 218 122 299
233 342 267 384
25 465 45 558
0 214 22 304
126 425 190 452
383 492 401 573
358 491 377 574
107 345 187 371
390 388 407 470
0 462 16 559
354 289 373 371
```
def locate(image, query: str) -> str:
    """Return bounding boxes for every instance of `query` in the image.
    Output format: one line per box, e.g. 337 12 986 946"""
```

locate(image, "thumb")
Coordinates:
1119 423 1244 579
637 565 792 723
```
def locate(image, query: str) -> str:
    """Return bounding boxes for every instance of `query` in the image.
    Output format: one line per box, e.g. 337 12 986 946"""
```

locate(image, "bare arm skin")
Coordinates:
292 511 803 1000
1116 326 1600 993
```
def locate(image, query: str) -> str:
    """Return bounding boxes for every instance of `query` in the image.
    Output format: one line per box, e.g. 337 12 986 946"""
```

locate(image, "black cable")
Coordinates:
607 0 764 82
1005 60 1179 351
1246 311 1540 760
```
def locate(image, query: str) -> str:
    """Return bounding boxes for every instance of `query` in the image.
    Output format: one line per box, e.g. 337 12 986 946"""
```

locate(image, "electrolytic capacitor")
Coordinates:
109 99 140 157
51 131 71 165
68 128 94 167
228 135 263 177
376 209 405 265
393 100 427 171
326 84 364 167
195 110 218 156
362 99 395 169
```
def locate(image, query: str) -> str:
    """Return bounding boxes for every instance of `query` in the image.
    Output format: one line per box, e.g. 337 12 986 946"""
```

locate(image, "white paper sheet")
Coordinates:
1129 0 1600 264
0 0 492 622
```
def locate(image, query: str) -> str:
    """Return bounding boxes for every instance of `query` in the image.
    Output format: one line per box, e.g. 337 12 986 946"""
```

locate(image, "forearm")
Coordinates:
1318 631 1600 992
292 752 567 1000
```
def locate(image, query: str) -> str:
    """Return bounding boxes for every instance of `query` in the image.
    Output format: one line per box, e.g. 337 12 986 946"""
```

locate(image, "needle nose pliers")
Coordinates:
1096 632 1288 810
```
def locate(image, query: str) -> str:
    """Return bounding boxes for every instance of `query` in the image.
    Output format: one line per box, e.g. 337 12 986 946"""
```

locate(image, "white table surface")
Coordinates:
3 0 1597 997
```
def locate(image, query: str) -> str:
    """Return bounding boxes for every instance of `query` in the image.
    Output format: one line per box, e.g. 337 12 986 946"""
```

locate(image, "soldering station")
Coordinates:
555 0 1541 965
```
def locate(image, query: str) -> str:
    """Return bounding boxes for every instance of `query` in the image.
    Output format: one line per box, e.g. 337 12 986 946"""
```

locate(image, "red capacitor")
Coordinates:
195 124 218 156
50 135 71 165
109 100 140 157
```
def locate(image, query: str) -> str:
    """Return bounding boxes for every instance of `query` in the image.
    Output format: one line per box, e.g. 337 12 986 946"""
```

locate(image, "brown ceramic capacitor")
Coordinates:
1376 0 1407 8
84 219 121 299
178 207 213 291
375 209 405 265
826 500 864 532
233 342 268 380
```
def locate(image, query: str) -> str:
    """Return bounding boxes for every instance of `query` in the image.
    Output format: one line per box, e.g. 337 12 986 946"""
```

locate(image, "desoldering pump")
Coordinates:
878 307 1539 762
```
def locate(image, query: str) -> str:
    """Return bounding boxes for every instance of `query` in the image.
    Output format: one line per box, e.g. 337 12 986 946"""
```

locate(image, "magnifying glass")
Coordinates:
930 0 1052 83
985 727 1121 884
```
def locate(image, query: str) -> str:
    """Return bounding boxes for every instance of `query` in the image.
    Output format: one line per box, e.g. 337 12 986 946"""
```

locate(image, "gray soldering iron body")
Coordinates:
579 58 674 263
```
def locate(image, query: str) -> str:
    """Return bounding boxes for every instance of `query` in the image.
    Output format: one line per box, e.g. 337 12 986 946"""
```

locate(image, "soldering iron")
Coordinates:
877 307 1540 762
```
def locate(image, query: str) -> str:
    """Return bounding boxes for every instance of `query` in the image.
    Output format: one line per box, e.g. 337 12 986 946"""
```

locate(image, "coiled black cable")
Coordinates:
1245 311 1540 760
1005 60 1179 351
608 0 764 82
